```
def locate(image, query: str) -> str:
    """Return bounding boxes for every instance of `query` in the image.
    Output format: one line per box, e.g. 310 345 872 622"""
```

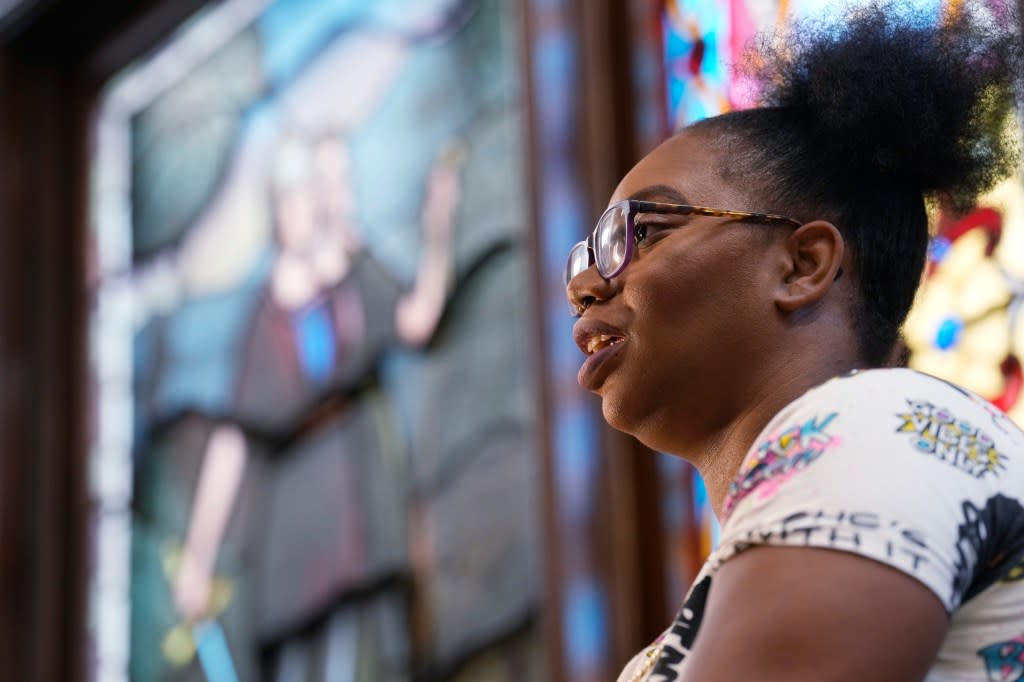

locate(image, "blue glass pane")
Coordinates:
291 302 336 383
935 316 964 351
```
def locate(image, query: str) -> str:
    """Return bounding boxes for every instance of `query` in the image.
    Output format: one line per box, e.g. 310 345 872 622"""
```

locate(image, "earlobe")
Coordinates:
775 220 845 313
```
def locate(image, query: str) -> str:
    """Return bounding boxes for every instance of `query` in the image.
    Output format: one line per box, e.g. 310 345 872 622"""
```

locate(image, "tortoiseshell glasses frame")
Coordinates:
564 199 803 314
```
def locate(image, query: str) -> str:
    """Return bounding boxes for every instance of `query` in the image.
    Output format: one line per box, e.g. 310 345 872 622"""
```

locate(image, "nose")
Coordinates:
566 265 619 315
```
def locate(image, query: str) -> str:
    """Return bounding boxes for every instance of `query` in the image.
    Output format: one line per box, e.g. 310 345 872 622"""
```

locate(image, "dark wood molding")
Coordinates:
0 0 54 43
0 3 209 681
7 0 208 81
517 0 566 677
520 0 669 679
578 0 671 665
0 47 86 682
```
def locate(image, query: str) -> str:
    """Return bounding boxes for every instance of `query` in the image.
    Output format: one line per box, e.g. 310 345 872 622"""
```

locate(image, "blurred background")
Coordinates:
1 0 1022 680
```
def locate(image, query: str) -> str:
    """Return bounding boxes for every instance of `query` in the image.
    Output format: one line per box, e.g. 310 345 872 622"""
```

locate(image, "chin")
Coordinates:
602 394 689 456
600 394 642 439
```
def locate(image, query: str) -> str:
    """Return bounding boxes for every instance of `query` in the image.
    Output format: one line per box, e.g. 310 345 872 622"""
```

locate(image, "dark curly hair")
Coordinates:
692 1 1022 365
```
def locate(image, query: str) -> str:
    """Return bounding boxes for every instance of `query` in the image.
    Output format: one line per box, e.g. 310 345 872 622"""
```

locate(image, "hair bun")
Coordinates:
746 1 1022 208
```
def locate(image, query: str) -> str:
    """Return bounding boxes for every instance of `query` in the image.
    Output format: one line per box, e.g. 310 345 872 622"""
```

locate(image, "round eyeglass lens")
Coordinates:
565 241 591 286
595 204 628 277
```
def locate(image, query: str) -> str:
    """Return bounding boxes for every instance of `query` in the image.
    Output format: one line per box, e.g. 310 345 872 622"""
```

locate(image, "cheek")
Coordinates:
628 243 769 360
627 253 713 335
610 263 702 396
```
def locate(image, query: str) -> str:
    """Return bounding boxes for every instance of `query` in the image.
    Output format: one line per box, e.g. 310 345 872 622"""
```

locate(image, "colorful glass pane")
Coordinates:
90 0 542 680
906 173 1024 426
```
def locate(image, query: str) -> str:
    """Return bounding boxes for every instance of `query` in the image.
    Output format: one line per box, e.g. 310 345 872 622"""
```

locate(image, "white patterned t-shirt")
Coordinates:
618 368 1024 682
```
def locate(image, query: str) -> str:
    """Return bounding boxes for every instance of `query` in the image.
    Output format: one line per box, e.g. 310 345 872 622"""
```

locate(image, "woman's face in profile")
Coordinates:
569 130 784 451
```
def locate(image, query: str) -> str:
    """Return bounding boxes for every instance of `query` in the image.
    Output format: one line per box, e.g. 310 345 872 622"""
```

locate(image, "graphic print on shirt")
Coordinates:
930 374 1019 436
895 399 1008 478
723 508 933 576
977 636 1024 682
951 495 1024 605
723 412 839 516
649 575 711 681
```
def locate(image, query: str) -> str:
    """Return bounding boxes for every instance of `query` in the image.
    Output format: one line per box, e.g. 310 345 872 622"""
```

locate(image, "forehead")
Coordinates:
610 128 748 208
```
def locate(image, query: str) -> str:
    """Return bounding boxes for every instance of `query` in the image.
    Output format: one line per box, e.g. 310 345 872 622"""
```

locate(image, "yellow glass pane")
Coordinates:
986 171 1024 278
907 175 1023 428
959 361 1004 398
909 347 964 381
940 230 991 283
1013 308 1024 358
959 310 1010 362
904 281 955 348
957 262 1009 320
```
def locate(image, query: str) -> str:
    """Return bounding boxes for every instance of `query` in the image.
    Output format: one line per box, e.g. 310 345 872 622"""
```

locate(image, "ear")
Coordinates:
775 220 845 313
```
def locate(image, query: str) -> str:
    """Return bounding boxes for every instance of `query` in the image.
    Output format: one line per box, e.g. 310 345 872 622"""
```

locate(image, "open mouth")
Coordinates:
577 333 627 391
585 334 624 355
573 319 629 390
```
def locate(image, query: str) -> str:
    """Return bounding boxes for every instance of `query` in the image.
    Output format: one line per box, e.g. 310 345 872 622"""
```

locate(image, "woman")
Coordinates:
565 4 1024 681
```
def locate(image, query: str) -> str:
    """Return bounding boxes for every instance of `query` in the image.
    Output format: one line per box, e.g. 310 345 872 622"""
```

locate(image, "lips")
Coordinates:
573 318 628 390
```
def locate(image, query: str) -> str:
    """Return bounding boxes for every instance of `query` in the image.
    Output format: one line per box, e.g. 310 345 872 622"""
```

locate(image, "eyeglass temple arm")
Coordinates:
630 200 692 215
630 200 802 227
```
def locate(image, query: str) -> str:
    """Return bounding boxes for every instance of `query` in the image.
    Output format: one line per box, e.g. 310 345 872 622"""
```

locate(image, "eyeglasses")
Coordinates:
564 199 803 314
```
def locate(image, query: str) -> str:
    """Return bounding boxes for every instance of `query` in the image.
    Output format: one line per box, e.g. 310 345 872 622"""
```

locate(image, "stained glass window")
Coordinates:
660 0 884 131
905 173 1024 426
88 1 543 680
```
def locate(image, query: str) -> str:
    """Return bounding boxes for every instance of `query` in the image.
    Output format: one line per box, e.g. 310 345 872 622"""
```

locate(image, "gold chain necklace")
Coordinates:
628 641 665 682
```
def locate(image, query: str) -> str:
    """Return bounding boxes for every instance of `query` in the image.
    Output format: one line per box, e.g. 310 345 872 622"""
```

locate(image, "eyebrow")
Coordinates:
627 184 691 204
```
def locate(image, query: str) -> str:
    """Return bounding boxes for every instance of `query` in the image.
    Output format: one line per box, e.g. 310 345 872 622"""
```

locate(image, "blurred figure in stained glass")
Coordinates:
171 135 463 631
118 1 540 678
234 132 461 429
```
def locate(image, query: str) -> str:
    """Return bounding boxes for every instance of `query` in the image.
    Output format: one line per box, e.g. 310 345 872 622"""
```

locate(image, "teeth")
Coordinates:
586 334 620 354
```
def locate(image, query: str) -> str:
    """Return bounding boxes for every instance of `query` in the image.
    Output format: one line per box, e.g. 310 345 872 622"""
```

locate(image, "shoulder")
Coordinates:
778 367 1018 429
727 368 1021 508
805 368 1023 480
718 368 1024 612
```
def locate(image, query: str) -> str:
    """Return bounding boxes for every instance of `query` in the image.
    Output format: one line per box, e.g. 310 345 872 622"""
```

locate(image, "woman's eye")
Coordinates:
637 222 671 245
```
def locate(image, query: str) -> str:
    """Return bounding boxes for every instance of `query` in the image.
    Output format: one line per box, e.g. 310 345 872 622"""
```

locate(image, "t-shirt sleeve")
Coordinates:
714 371 1022 613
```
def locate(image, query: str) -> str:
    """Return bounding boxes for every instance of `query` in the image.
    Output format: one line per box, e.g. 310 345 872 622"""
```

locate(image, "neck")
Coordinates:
687 353 862 520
